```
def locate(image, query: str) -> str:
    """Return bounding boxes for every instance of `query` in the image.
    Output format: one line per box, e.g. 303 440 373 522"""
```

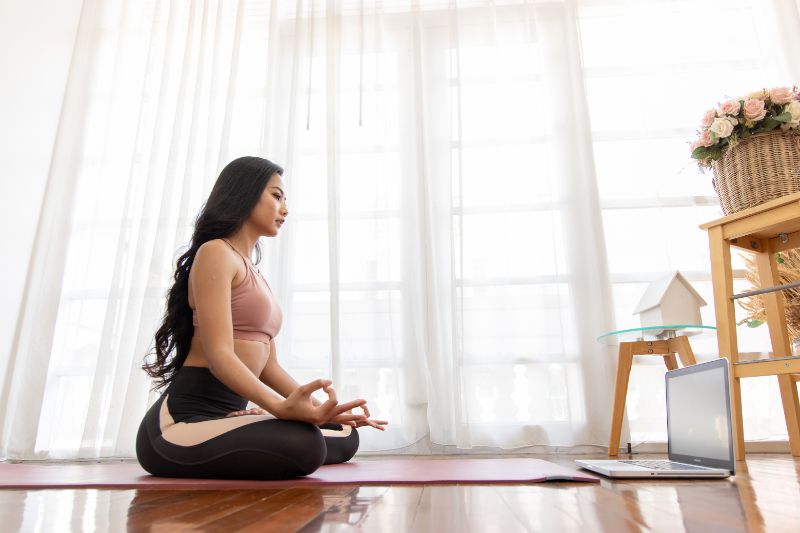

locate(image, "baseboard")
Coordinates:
358 438 794 456
629 440 790 454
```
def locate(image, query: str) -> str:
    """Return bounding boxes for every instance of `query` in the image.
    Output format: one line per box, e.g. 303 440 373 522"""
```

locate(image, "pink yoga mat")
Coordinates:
0 459 598 489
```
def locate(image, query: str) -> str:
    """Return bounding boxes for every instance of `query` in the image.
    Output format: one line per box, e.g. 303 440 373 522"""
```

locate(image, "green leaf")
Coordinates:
774 111 793 123
737 318 764 328
777 252 785 264
691 143 725 161
761 117 781 131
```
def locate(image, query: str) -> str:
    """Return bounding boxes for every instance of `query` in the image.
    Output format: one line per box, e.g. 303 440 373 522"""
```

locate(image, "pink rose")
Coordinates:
770 86 795 105
702 109 716 128
743 98 767 121
690 139 701 151
719 99 741 116
699 130 715 147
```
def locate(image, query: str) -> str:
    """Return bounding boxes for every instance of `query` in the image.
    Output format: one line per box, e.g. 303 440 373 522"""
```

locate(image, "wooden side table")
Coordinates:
598 325 714 456
700 192 800 460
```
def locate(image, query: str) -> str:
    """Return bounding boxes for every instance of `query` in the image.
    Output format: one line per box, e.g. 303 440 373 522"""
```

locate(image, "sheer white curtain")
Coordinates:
1 0 798 460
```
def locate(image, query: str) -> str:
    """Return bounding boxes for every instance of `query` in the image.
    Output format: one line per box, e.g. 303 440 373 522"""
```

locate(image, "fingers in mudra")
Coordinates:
280 379 361 425
327 404 387 430
364 418 389 430
280 379 380 428
330 412 367 426
316 384 365 422
353 415 387 430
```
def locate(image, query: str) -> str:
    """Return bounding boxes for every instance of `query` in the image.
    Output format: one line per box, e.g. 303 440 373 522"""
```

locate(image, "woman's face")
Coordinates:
249 173 288 237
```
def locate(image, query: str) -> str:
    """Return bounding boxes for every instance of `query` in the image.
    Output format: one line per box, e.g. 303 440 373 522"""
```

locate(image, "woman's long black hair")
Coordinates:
143 156 284 390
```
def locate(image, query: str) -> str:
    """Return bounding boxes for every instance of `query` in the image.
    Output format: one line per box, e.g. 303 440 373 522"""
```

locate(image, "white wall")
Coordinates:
0 0 83 384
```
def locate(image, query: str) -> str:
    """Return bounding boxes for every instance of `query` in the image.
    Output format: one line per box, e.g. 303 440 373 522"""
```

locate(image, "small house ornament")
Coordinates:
633 271 707 329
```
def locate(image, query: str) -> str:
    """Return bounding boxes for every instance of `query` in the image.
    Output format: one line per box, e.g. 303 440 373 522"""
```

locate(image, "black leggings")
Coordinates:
136 367 359 480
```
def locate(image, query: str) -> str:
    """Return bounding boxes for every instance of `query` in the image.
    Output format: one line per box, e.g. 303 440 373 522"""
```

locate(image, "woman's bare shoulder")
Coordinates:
193 239 239 274
188 240 241 309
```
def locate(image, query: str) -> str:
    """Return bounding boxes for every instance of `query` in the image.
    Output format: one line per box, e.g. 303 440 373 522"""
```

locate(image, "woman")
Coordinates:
136 156 386 480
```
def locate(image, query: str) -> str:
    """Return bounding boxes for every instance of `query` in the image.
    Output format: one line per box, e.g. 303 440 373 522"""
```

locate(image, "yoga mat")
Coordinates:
0 458 598 489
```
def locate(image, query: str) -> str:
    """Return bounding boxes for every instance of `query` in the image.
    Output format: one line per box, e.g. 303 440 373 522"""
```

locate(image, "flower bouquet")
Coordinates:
691 86 800 167
691 86 800 215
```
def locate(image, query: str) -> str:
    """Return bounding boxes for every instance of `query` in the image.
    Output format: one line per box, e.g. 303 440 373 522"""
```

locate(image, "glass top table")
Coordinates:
597 324 717 345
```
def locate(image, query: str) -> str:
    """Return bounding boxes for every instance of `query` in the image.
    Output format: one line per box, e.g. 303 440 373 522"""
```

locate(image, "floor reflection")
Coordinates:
300 486 421 532
301 460 800 532
124 488 328 531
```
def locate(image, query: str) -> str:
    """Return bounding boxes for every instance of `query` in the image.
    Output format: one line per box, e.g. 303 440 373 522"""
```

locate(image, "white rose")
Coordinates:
710 117 734 138
786 101 800 127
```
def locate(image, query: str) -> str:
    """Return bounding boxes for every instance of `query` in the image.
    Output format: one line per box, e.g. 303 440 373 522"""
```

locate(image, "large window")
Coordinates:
18 0 796 458
581 0 788 442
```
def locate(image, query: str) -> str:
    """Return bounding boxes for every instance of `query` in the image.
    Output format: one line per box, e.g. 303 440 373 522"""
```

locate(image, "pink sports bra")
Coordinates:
192 240 283 344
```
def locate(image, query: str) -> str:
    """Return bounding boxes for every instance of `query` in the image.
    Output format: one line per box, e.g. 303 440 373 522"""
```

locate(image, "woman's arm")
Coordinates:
259 338 305 399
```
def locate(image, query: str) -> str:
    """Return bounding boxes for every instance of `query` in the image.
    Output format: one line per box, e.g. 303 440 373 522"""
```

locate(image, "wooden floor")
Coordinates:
1 454 799 532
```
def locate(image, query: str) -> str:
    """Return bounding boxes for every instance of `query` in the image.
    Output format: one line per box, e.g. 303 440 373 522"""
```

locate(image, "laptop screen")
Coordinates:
666 358 735 472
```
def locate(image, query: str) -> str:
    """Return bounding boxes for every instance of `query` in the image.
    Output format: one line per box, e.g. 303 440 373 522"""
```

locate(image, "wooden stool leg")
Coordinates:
609 343 634 457
777 375 800 456
662 354 679 371
756 251 800 456
708 226 744 460
730 374 745 457
672 336 697 367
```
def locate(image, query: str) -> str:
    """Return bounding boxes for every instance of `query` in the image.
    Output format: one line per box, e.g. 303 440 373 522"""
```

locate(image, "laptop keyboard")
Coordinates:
620 460 708 471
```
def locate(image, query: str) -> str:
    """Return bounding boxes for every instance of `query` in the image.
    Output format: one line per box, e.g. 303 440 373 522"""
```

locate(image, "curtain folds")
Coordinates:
3 0 799 460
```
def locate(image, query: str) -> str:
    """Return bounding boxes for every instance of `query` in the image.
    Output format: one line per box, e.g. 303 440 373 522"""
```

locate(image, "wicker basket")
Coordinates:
712 130 800 215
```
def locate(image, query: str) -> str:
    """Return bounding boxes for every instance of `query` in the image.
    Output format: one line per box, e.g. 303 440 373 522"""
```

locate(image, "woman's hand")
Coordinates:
226 407 269 418
335 404 388 431
274 378 368 425
358 404 388 430
355 418 388 430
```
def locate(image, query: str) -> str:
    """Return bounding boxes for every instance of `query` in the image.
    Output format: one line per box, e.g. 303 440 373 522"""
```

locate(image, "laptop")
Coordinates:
575 358 735 478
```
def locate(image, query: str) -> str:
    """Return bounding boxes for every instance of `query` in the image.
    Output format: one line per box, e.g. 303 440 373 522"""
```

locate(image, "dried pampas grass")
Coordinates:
739 249 800 340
